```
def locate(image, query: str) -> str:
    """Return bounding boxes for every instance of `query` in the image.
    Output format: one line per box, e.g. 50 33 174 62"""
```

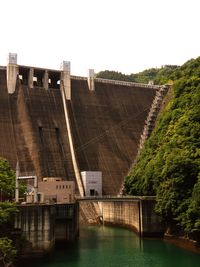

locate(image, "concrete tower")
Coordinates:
7 53 19 94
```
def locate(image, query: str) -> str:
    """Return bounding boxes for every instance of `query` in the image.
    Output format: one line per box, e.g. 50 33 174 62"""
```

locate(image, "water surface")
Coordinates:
21 226 200 267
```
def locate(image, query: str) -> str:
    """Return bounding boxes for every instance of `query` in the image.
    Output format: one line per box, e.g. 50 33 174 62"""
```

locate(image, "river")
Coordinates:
19 225 200 267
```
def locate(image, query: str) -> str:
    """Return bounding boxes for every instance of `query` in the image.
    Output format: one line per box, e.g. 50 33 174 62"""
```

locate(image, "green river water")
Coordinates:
20 226 200 267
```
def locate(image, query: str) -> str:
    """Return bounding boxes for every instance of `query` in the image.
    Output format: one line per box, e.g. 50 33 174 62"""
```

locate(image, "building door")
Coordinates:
90 189 95 196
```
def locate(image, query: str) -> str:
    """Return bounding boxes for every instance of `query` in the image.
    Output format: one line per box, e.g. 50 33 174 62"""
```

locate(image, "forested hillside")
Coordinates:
124 57 200 240
96 65 179 84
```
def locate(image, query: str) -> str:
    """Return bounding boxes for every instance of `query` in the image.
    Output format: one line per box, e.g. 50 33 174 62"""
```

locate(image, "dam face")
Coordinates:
0 60 164 196
69 79 156 194
0 67 74 180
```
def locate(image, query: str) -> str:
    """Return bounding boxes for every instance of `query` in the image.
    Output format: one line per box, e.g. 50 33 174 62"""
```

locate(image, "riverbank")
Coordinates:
101 221 200 254
164 234 200 254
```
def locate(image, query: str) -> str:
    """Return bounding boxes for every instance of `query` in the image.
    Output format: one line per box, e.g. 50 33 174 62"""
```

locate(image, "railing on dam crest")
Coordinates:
75 195 156 202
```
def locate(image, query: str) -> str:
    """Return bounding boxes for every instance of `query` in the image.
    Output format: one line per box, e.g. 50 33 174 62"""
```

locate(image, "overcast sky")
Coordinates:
0 0 200 76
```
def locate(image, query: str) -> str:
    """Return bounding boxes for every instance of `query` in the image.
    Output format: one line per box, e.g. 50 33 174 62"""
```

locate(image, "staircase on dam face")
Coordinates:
137 85 169 154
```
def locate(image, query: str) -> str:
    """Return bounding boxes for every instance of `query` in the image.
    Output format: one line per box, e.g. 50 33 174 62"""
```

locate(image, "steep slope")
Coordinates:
125 57 200 240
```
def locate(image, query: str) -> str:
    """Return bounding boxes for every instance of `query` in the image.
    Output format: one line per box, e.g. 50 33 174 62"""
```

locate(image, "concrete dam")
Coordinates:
0 54 168 196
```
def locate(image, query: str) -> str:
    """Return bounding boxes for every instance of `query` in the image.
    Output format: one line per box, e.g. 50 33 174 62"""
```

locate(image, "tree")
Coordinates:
0 202 18 267
95 65 179 85
0 158 18 266
0 158 15 200
0 202 18 226
0 158 25 201
0 238 17 267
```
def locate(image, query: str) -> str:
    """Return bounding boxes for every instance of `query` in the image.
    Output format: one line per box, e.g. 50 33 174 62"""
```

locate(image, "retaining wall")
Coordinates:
15 203 78 256
79 198 164 237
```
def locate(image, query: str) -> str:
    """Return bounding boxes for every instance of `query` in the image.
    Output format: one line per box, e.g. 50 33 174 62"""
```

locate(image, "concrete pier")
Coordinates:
7 53 19 94
43 70 49 90
15 203 79 257
61 61 71 100
28 68 34 88
87 69 95 91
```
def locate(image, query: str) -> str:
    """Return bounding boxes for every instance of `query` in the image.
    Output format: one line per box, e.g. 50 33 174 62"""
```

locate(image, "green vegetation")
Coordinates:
0 202 18 226
0 157 15 200
124 57 200 240
96 65 179 85
0 158 18 267
0 201 18 267
0 157 25 202
0 237 17 267
96 70 133 82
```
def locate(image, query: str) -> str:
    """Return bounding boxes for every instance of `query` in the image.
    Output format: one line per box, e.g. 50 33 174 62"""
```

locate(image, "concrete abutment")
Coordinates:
78 198 164 237
15 203 79 257
15 198 163 257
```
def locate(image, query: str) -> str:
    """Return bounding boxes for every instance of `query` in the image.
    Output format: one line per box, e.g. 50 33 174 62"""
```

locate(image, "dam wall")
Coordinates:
0 68 18 168
69 78 157 195
0 60 167 196
99 200 140 232
0 67 76 181
15 204 55 255
78 197 164 237
14 203 78 256
15 84 75 180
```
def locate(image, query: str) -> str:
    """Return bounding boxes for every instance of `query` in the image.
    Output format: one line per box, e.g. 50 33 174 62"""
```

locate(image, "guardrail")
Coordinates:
95 78 162 89
75 195 156 201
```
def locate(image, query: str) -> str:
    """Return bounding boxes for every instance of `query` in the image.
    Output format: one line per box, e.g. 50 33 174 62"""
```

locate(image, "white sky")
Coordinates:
0 0 200 76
